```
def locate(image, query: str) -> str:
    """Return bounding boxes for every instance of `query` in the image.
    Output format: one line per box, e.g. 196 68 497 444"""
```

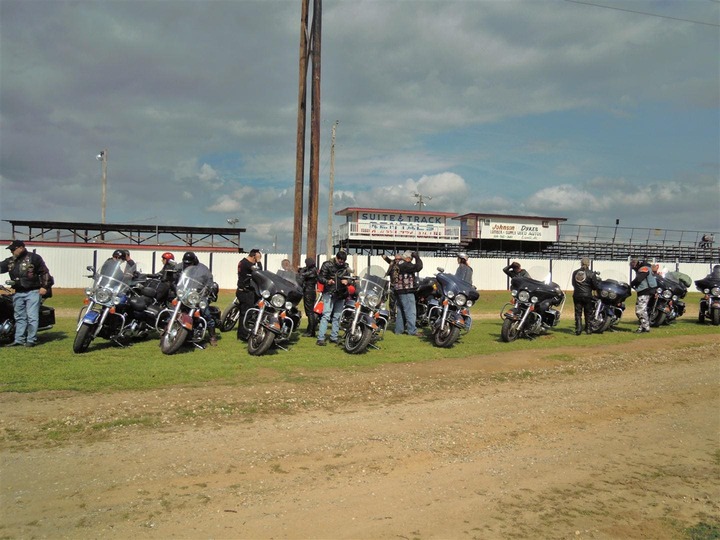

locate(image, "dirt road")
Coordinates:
1 335 719 539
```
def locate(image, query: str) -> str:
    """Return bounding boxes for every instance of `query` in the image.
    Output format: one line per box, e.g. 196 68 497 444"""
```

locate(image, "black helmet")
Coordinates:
209 282 219 302
112 249 126 260
182 252 199 266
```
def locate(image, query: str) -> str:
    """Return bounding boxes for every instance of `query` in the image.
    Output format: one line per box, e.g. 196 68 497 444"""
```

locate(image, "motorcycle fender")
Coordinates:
503 309 521 321
360 313 377 329
711 300 720 309
179 313 194 330
82 310 101 325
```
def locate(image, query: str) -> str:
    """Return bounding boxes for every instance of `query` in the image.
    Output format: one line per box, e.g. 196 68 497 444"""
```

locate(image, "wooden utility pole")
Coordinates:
99 148 108 223
291 0 310 269
326 120 337 257
306 0 322 260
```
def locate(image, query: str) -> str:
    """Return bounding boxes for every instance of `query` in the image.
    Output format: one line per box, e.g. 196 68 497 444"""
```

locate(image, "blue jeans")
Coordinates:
13 289 41 344
395 292 417 335
317 292 344 342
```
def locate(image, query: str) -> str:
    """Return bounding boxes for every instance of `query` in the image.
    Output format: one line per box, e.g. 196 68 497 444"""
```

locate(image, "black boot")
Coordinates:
574 320 582 336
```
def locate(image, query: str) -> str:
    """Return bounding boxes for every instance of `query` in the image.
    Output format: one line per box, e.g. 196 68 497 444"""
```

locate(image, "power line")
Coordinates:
563 0 720 27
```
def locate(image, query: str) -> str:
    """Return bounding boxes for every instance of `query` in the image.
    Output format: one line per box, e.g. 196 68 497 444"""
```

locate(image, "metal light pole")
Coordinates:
97 149 108 223
413 192 431 211
326 120 338 258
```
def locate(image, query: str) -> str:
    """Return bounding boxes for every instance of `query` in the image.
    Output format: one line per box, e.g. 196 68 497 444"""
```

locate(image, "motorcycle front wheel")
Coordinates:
219 303 239 332
433 322 460 348
588 312 607 334
343 325 373 354
248 325 275 356
500 318 521 343
712 308 720 326
160 320 188 355
649 310 666 328
73 324 95 353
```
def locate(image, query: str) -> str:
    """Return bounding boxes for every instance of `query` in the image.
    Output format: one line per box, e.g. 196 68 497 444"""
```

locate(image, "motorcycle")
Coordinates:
339 267 390 354
415 268 478 348
73 259 139 353
157 264 221 354
242 269 303 356
587 275 632 334
500 276 565 342
648 274 688 327
219 296 240 332
0 283 56 345
695 275 720 326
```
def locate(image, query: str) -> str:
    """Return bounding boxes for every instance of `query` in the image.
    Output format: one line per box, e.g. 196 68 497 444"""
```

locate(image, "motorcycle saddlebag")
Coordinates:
541 308 561 327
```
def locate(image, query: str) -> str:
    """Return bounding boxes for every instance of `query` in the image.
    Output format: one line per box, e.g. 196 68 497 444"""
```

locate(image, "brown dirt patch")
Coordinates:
1 335 719 539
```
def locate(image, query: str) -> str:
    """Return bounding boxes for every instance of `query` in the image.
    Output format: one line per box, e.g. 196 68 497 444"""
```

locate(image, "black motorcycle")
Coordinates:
157 265 220 354
695 275 720 326
0 283 56 345
500 276 565 342
587 276 632 334
242 270 303 356
339 267 390 354
74 259 139 353
415 268 478 348
648 274 687 327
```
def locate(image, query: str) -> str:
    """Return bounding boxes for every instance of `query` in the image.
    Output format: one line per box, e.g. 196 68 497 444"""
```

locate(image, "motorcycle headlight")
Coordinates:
661 289 672 299
447 291 455 299
711 287 720 296
285 301 293 310
600 290 608 298
454 293 467 307
186 291 201 306
466 300 474 307
85 286 94 297
531 296 539 304
518 291 530 302
261 289 271 299
199 300 208 309
271 293 286 308
511 289 518 297
95 288 113 304
608 291 617 300
366 292 381 307
671 295 678 301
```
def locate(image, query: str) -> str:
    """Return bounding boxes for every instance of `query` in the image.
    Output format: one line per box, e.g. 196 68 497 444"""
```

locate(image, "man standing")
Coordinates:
315 251 351 346
571 258 599 335
455 252 473 285
503 261 529 279
630 257 657 333
0 240 51 347
297 257 319 338
236 249 263 341
394 251 423 336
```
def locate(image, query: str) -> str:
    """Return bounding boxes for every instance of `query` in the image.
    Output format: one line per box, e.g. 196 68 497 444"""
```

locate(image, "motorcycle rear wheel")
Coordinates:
343 325 373 354
433 322 460 348
160 320 188 355
248 326 275 356
219 304 239 332
73 324 94 353
501 318 520 343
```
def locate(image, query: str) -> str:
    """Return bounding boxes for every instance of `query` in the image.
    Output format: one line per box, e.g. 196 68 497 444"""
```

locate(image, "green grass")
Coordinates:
1 290 716 394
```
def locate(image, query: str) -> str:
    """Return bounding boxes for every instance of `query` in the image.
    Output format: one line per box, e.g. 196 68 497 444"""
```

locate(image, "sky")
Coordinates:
1 0 718 254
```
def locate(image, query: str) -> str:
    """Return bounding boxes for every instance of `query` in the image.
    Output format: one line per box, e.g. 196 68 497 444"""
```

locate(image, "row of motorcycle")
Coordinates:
499 269 720 342
218 264 479 355
2 261 717 352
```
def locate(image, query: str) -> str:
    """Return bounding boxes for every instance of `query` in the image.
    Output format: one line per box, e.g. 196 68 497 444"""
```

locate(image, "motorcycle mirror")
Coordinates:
86 265 94 272
437 267 445 272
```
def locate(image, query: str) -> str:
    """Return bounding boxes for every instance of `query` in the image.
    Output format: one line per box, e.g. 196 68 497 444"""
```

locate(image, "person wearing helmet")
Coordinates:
455 252 473 285
111 248 137 280
176 252 218 346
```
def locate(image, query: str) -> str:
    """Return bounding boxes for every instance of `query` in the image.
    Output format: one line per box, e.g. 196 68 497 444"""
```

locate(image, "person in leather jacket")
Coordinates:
630 258 656 333
572 257 599 335
394 250 423 336
297 257 319 337
236 249 262 341
315 251 351 346
0 240 51 347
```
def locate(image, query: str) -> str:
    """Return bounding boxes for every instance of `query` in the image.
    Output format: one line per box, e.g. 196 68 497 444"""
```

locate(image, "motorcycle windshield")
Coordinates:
436 273 479 301
511 276 563 299
252 270 303 304
356 267 389 308
176 265 211 300
94 259 133 295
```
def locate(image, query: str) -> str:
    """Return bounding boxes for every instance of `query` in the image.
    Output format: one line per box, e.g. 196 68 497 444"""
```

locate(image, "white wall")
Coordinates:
17 246 718 291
